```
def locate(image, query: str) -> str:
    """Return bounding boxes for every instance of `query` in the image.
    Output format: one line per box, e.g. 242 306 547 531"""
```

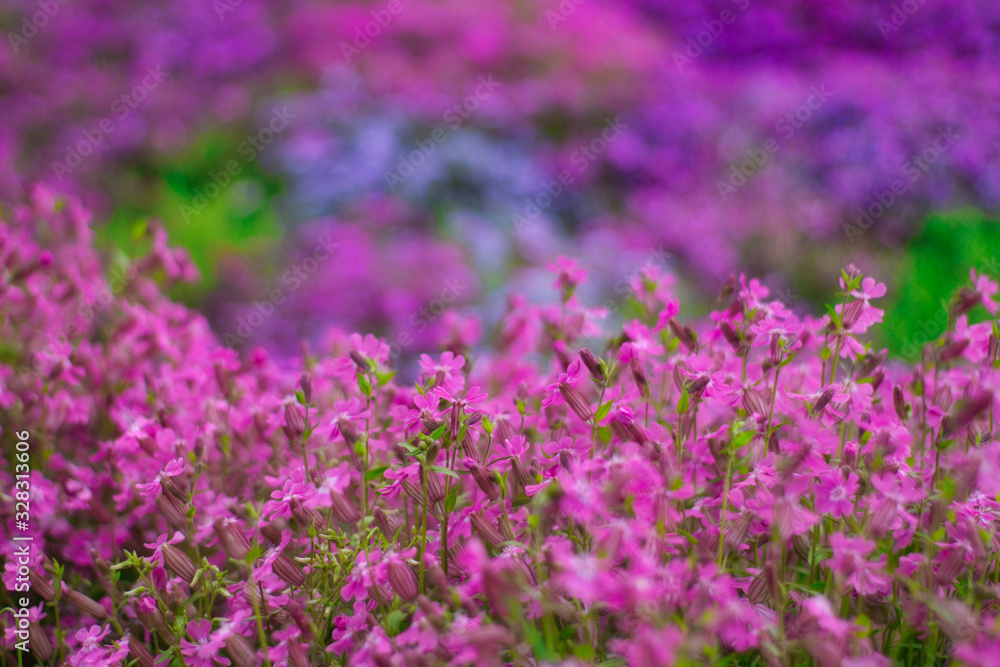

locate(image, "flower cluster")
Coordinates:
3 189 1000 665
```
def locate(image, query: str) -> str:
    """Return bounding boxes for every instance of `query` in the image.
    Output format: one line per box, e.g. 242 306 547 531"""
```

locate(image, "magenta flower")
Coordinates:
180 620 231 667
825 534 892 595
971 268 999 314
143 531 185 568
814 470 859 518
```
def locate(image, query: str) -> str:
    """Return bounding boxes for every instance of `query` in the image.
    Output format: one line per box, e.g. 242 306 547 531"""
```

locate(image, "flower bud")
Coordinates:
939 339 970 363
126 635 156 667
28 570 54 601
943 392 993 437
893 385 908 421
467 461 501 501
812 388 835 414
856 349 887 378
64 588 108 619
225 633 258 667
288 639 311 667
285 402 305 435
329 491 361 524
350 350 369 370
162 545 198 583
741 388 768 417
511 457 531 491
952 287 982 317
132 598 176 644
261 522 284 546
870 369 885 392
157 493 190 529
461 432 482 463
470 513 507 551
214 519 252 561
290 497 324 531
559 384 592 422
668 319 696 353
579 348 605 381
720 321 744 353
687 376 709 398
987 334 999 366
273 554 306 588
300 373 313 403
87 495 114 525
388 560 420 601
841 299 864 331
374 507 402 542
29 622 53 662
422 465 445 502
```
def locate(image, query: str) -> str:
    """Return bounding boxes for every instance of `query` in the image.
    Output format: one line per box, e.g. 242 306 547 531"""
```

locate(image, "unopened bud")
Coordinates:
157 493 190 529
467 461 501 501
742 388 768 416
64 588 108 619
629 356 648 392
329 492 361 524
285 402 305 435
841 299 864 331
952 287 982 317
388 560 420 601
260 522 283 546
300 373 312 403
214 519 252 561
132 599 176 644
225 633 258 667
350 351 369 370
273 554 306 588
162 545 198 583
668 319 696 353
579 348 605 381
29 622 53 662
290 498 324 531
470 513 507 551
939 339 970 363
812 388 835 414
559 384 592 422
719 321 744 354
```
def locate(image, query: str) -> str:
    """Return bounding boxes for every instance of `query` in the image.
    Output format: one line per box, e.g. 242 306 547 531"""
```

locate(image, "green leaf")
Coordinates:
431 465 459 479
365 466 389 482
677 389 690 415
295 389 306 405
824 304 842 329
572 644 595 660
482 417 494 436
445 487 459 513
376 370 397 386
732 430 754 450
385 609 408 635
820 346 832 360
357 373 372 397
430 424 447 440
595 400 613 423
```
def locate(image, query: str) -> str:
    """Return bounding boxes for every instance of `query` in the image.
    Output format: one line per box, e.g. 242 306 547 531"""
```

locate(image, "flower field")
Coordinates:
2 1 1000 665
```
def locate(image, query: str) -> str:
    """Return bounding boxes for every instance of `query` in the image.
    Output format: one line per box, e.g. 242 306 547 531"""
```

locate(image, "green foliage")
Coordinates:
880 208 1000 360
99 128 286 304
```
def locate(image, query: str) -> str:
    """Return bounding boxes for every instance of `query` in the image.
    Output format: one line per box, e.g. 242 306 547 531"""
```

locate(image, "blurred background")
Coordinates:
2 0 999 365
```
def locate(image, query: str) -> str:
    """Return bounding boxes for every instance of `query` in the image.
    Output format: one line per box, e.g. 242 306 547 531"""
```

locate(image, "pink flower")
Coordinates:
814 470 859 519
180 620 231 667
143 531 185 567
971 268 999 314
